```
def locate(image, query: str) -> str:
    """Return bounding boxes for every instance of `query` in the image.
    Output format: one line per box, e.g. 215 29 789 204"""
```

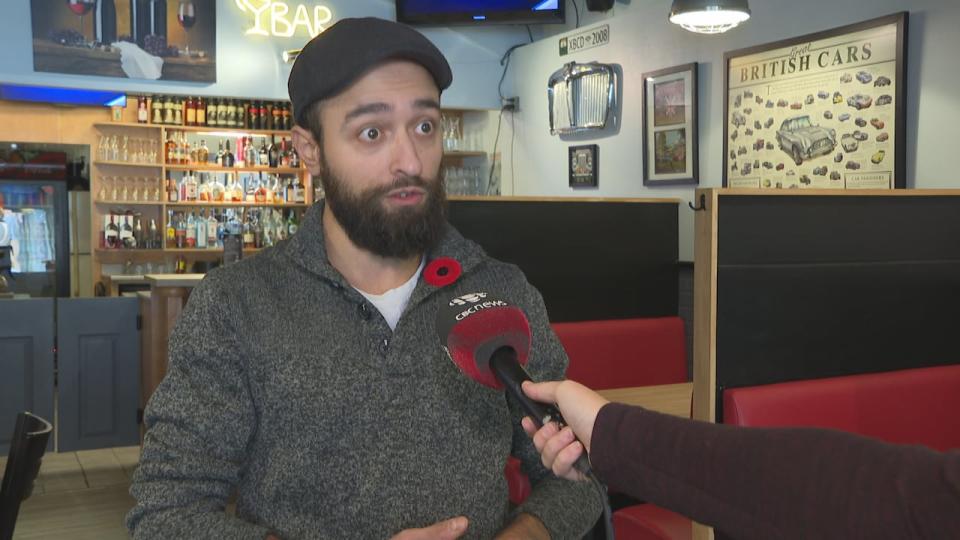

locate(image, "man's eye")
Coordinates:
360 128 381 141
417 121 434 135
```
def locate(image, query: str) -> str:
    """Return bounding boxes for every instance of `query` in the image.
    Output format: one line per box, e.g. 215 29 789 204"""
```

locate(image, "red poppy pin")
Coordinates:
424 257 462 287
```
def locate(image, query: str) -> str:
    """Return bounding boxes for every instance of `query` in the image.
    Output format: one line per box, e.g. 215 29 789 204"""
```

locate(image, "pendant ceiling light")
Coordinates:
669 0 751 34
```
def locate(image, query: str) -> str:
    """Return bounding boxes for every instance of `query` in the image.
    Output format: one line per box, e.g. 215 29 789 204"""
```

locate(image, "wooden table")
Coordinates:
596 382 693 418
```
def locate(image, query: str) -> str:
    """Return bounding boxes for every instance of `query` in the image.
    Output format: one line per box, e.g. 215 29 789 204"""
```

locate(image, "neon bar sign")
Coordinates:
234 0 334 38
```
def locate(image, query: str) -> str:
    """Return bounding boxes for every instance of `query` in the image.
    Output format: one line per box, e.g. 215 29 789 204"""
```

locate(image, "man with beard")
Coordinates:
127 17 601 540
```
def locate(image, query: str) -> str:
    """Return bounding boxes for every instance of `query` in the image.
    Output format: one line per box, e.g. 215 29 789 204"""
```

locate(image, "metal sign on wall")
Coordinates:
559 24 610 56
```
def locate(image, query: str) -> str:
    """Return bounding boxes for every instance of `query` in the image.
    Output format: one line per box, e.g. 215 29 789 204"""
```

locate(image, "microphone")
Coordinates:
436 291 592 474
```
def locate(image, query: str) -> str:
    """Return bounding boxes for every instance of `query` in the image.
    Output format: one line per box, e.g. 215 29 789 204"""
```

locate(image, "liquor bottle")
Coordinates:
173 97 183 125
120 215 135 249
272 103 282 131
282 103 292 130
94 0 118 45
206 98 218 127
270 175 283 204
258 101 268 130
278 138 289 168
242 214 255 248
180 131 190 164
243 101 253 129
284 177 294 203
196 96 206 126
268 137 280 168
151 94 163 124
185 96 197 126
223 140 236 168
165 211 176 247
245 137 258 167
184 173 198 202
249 101 260 130
253 213 264 248
104 215 119 249
244 174 257 203
149 218 159 249
294 176 306 203
167 177 179 202
254 175 268 204
197 173 210 202
229 174 244 203
258 138 269 167
165 130 177 163
197 139 210 164
185 213 196 248
133 216 144 249
210 174 225 202
216 99 228 127
287 209 300 236
195 210 207 249
289 144 300 168
137 95 148 123
207 211 218 248
215 140 224 167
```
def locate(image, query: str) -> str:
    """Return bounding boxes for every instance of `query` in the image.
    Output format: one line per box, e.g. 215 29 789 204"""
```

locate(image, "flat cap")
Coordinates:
288 17 453 127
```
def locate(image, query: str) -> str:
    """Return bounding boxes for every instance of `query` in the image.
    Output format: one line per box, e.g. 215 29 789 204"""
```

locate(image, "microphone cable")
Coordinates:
585 469 615 540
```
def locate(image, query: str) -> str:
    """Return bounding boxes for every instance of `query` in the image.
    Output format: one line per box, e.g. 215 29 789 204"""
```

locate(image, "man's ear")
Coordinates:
292 125 322 177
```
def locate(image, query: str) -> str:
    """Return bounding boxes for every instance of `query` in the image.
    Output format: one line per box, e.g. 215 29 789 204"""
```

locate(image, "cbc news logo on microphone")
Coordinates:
448 292 488 306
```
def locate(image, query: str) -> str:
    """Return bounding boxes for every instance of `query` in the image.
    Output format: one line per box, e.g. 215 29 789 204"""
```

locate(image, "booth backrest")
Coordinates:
553 317 687 390
723 364 960 452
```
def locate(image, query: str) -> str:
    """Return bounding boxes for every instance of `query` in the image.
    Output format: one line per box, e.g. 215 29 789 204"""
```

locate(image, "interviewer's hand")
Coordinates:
521 380 609 481
389 516 468 540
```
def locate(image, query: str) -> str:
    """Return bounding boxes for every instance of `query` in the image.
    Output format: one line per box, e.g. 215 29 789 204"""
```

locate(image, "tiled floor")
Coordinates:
1 446 139 539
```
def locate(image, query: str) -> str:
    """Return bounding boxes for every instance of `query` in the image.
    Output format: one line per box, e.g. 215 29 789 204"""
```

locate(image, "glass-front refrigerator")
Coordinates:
0 148 70 297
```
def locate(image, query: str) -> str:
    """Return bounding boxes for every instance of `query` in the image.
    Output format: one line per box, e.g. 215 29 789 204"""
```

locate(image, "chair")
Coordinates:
0 412 53 540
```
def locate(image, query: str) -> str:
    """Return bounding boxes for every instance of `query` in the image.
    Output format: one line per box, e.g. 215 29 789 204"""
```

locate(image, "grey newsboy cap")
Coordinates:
287 17 453 126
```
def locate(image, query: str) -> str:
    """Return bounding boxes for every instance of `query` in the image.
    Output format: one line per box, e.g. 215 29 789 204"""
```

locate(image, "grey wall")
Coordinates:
508 0 960 260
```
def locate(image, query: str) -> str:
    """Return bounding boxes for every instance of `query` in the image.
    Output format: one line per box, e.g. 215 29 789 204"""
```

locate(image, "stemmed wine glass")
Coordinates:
66 0 96 38
177 2 196 56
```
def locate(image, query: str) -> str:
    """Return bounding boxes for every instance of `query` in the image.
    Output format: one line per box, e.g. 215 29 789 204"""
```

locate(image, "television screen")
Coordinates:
397 0 564 25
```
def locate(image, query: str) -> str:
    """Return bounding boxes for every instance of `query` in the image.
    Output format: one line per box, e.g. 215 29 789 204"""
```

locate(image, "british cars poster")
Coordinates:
723 13 907 189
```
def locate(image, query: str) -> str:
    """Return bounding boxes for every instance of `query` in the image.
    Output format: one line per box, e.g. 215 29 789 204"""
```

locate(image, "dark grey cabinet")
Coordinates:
0 299 55 455
56 297 140 451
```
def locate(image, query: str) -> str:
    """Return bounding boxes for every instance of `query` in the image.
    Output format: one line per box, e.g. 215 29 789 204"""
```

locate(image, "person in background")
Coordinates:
521 379 960 539
126 17 601 540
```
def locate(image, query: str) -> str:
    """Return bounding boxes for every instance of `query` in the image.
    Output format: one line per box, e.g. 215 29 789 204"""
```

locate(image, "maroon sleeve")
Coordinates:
589 403 960 540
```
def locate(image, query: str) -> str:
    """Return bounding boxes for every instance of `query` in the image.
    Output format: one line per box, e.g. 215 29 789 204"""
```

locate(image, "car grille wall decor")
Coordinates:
548 61 618 135
721 12 907 189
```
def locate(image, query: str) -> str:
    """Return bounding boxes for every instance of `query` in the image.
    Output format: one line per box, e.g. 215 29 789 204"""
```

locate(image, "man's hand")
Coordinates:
520 380 609 481
389 516 469 540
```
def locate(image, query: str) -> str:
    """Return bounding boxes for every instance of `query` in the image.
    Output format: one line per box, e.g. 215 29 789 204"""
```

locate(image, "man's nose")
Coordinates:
390 130 423 179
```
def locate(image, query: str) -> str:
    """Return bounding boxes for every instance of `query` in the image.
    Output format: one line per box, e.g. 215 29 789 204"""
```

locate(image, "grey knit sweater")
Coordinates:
127 202 602 539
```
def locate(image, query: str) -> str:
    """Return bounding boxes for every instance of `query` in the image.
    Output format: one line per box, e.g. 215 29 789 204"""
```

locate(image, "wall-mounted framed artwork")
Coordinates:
723 12 907 189
31 0 217 82
569 144 599 188
642 62 698 186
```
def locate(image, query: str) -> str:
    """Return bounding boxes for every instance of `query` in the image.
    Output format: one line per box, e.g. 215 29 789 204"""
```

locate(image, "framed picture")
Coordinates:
642 62 698 186
722 12 907 189
30 0 217 82
569 144 599 188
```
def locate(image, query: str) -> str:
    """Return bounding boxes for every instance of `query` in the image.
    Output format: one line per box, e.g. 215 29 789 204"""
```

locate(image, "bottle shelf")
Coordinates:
94 122 162 130
94 199 164 206
164 164 303 174
166 202 308 208
162 125 292 137
165 248 264 254
93 160 163 168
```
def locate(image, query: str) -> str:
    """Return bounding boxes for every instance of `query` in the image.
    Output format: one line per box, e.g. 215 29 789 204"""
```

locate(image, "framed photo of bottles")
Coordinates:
30 0 217 82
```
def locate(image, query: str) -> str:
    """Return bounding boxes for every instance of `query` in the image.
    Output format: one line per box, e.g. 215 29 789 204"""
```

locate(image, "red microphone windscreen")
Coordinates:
437 293 531 389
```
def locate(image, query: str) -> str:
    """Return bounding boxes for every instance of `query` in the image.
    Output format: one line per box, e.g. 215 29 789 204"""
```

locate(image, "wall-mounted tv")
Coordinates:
396 0 565 26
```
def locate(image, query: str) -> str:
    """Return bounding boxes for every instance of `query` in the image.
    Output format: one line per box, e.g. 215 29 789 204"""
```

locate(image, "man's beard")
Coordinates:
319 157 447 259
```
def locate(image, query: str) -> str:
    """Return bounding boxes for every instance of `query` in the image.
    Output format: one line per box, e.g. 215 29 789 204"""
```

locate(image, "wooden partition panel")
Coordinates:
694 189 960 419
448 196 680 322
